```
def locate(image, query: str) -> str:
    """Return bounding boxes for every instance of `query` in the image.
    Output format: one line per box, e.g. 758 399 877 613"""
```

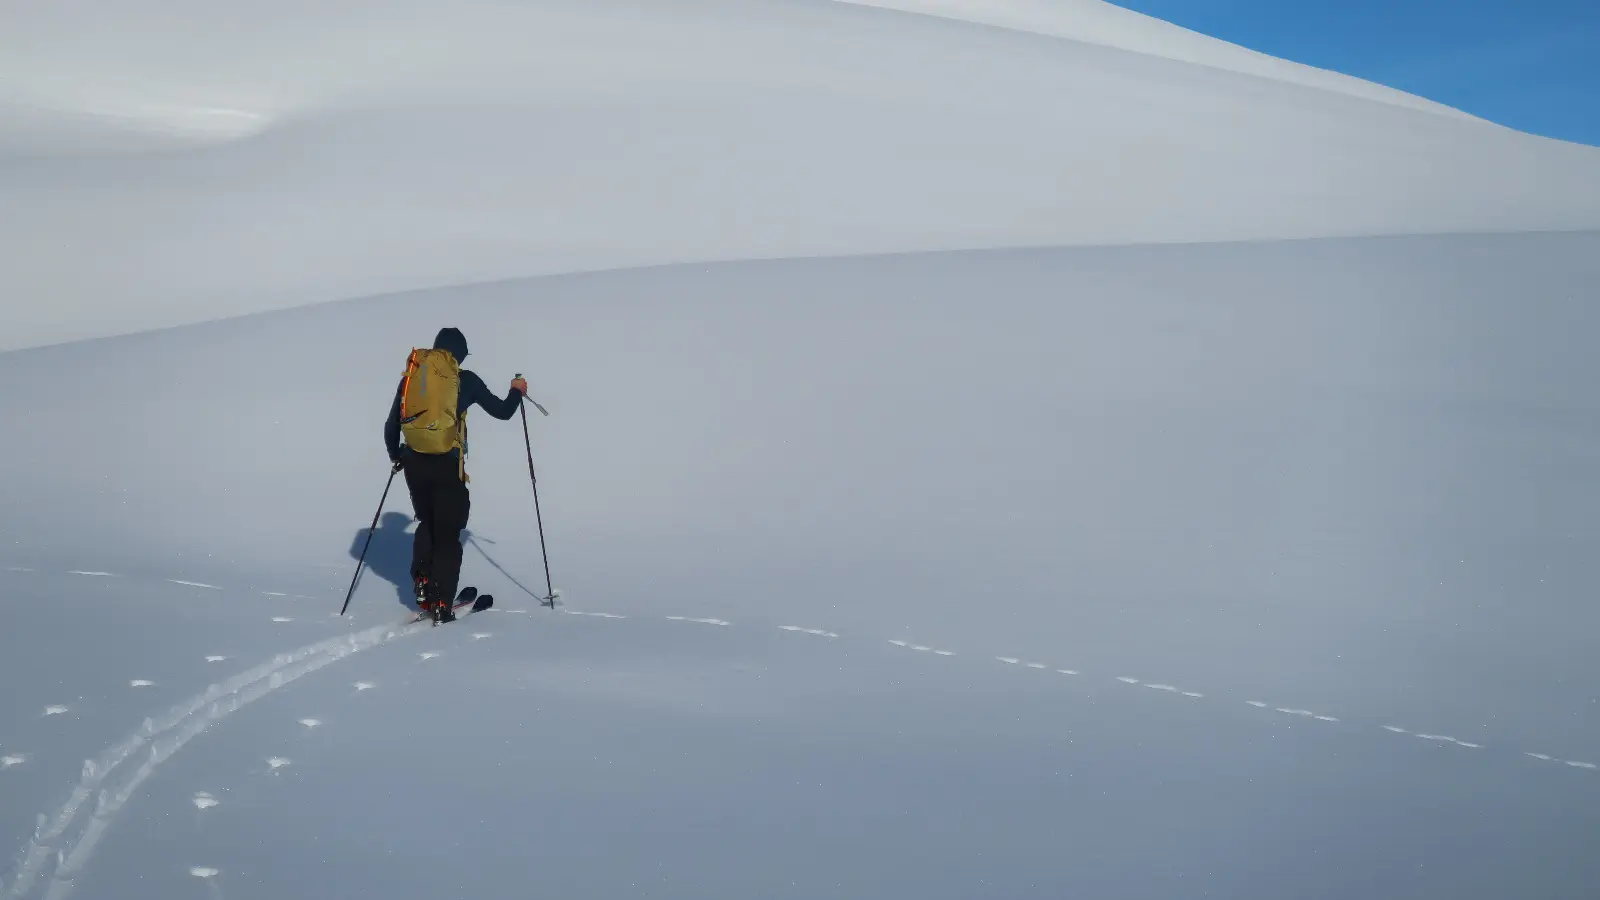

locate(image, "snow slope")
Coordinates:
3 0 1600 350
1 561 1593 900
4 233 1600 898
4 1 1600 897
835 0 1481 120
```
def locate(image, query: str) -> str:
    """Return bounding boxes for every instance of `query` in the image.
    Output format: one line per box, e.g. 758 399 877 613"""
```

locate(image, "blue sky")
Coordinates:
1113 0 1600 146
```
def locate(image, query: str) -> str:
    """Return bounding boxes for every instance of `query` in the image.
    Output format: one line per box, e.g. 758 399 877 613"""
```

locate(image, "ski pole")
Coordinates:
340 464 399 616
517 374 557 609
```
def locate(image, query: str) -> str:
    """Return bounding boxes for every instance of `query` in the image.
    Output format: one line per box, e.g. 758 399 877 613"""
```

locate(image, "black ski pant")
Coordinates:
401 451 470 605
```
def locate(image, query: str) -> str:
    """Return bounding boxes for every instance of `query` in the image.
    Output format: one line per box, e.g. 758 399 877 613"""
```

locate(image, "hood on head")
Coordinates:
432 327 468 363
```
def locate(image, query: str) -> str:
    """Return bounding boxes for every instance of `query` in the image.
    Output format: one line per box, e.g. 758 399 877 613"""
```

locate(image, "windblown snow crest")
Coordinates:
831 0 1478 120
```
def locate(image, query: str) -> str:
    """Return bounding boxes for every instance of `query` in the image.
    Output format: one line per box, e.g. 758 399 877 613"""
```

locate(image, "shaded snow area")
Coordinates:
4 0 1600 897
3 234 1599 898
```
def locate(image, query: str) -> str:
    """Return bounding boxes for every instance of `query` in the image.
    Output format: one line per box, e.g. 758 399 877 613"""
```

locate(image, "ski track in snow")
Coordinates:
1 608 437 900
4 565 1598 898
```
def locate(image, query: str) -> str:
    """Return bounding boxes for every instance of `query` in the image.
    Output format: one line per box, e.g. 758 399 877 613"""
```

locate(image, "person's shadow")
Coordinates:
349 512 425 612
350 512 543 611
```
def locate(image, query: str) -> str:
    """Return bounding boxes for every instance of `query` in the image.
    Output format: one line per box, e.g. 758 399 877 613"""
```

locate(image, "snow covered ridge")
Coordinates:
834 0 1478 121
3 0 1599 352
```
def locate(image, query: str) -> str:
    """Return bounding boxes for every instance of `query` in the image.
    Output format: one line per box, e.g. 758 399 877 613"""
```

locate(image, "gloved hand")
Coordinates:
391 458 403 474
510 376 528 395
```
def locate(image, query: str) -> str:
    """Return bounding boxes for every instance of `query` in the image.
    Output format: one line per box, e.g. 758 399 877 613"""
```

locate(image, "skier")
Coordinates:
384 327 526 622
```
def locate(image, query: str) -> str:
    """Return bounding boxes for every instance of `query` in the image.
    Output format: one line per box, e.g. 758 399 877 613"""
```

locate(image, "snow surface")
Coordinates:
835 0 1481 119
5 232 1600 898
3 0 1600 350
3 1 1600 897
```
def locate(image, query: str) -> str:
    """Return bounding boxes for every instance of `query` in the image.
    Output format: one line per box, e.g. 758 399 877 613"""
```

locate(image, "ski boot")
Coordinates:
413 574 437 622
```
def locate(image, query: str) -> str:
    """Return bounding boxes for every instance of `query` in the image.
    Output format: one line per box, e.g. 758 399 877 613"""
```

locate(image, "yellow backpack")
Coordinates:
399 348 469 477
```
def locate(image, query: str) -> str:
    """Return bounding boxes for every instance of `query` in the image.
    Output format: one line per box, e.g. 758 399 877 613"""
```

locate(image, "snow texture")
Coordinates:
2 0 1599 350
3 1 1599 898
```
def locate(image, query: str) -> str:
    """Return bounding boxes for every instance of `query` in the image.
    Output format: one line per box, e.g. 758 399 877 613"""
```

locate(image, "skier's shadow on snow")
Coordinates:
349 512 424 612
350 513 540 611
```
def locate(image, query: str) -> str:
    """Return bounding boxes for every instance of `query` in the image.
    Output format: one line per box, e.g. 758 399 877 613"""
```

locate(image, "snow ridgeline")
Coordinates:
4 0 1599 351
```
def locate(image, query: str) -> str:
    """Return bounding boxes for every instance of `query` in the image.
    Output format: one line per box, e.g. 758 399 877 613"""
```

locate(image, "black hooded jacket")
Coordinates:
384 327 523 462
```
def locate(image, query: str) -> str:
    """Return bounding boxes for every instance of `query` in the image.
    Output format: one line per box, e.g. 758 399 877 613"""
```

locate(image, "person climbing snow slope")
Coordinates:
384 327 526 622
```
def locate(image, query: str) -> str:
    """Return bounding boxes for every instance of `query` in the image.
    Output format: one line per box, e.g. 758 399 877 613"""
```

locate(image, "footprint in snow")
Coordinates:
471 633 493 640
192 792 219 810
267 757 291 770
354 682 376 692
2 754 25 768
272 617 295 623
205 656 228 663
191 867 219 878
1116 677 1140 685
298 719 322 729
130 680 155 688
419 652 440 661
44 705 69 716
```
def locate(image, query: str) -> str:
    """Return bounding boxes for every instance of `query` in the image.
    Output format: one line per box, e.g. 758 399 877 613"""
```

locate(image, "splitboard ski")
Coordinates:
409 586 495 626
